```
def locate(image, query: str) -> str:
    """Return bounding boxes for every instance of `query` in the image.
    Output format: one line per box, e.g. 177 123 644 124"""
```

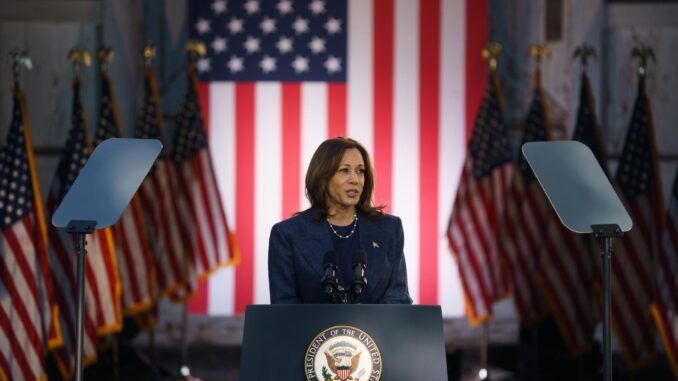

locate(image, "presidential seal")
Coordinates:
304 325 382 381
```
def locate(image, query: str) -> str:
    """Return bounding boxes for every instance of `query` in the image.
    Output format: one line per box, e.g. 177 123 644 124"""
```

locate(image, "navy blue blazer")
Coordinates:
268 209 412 304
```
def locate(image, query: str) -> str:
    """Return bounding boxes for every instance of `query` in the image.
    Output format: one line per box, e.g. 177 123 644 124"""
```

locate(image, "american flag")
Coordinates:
537 73 603 354
93 73 157 315
612 76 661 366
187 0 488 315
0 89 60 381
447 71 512 325
498 74 551 324
653 164 678 379
173 61 239 279
46 79 122 377
135 68 192 298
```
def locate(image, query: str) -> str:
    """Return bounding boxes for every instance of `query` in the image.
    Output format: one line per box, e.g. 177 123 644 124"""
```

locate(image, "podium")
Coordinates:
240 305 447 380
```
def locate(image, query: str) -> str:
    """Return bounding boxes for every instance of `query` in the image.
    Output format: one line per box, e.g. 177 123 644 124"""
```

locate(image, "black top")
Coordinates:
328 223 361 288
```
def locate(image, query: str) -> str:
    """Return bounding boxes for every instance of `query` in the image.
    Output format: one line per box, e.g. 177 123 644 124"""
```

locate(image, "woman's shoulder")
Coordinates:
364 211 402 229
273 208 319 232
379 213 401 223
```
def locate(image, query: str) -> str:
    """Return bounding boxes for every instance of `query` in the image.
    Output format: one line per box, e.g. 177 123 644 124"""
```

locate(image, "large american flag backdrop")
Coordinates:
187 0 488 315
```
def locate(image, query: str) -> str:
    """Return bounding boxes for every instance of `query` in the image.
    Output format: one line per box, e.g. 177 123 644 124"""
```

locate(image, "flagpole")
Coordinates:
527 44 552 379
176 40 208 381
67 48 92 381
112 335 120 381
479 322 489 380
476 42 502 381
180 300 191 378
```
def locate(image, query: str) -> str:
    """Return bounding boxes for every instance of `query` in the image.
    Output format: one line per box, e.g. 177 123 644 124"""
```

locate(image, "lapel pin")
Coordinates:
372 242 379 249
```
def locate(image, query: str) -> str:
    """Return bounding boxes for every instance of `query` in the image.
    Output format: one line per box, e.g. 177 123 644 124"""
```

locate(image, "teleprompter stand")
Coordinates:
52 138 162 381
591 223 623 381
522 141 632 381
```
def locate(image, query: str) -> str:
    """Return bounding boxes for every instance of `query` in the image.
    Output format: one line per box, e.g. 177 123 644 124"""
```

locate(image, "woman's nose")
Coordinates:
348 172 358 183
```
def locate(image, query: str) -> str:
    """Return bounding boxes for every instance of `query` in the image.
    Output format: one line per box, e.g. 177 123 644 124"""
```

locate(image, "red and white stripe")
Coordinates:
499 175 551 323
537 77 603 354
46 204 114 376
174 70 237 278
138 159 192 296
177 149 238 277
112 198 156 314
48 217 103 377
447 144 513 323
1 217 50 381
187 0 488 316
611 194 660 366
45 101 123 374
100 74 156 316
84 229 120 334
653 189 678 378
0 91 60 381
538 212 599 354
177 68 237 276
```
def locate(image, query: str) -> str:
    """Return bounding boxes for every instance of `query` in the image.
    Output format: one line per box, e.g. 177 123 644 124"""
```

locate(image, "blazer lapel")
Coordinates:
298 210 334 279
359 215 388 296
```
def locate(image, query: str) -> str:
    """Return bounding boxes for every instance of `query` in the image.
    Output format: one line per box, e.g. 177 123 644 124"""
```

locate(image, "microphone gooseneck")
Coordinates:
322 251 349 303
321 251 338 296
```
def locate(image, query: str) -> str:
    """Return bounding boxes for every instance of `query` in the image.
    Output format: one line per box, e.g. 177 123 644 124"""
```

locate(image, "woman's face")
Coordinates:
326 148 365 211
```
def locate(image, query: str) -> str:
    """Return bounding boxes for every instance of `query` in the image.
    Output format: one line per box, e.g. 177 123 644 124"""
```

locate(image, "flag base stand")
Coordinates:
593 224 622 381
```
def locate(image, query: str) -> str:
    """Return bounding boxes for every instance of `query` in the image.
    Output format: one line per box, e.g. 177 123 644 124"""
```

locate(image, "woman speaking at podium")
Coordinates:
268 137 412 304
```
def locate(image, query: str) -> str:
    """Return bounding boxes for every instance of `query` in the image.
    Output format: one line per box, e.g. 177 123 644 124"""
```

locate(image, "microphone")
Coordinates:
350 250 367 300
321 251 339 297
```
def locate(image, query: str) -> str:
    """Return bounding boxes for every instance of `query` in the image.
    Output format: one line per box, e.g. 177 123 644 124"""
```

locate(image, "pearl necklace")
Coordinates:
327 213 358 239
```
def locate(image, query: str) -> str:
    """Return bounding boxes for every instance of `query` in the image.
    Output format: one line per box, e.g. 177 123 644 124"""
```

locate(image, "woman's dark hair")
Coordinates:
303 137 384 220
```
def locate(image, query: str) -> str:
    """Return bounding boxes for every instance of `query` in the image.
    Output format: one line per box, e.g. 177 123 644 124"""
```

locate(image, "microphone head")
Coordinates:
324 251 338 266
352 250 366 265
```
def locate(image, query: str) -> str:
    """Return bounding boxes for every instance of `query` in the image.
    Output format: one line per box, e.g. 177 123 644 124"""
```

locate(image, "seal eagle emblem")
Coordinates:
304 325 382 381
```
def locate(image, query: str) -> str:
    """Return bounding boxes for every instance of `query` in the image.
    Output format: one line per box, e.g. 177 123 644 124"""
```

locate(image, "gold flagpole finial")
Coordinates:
186 39 207 62
481 42 502 72
68 48 92 79
529 44 551 87
144 41 156 68
6 50 32 89
630 44 655 78
529 44 551 70
98 47 115 73
573 44 597 73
